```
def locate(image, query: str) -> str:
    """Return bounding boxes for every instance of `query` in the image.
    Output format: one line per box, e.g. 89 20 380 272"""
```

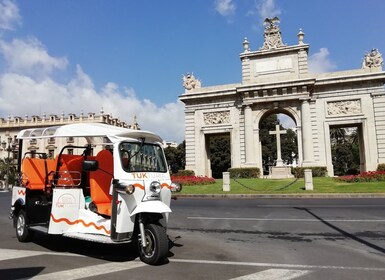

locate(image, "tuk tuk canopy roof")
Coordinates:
16 123 163 143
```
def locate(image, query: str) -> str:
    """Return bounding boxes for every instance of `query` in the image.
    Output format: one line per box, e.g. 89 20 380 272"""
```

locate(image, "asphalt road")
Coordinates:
0 191 385 279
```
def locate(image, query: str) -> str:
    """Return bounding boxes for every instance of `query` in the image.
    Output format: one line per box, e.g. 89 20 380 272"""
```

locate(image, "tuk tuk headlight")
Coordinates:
170 182 182 192
115 181 135 195
149 181 161 195
124 184 135 195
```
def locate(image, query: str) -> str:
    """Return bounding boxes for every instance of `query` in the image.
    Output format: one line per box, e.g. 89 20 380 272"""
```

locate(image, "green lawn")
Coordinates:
177 177 385 195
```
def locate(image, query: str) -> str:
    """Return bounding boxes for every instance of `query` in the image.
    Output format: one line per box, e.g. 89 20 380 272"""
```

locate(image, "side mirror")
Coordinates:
83 160 99 172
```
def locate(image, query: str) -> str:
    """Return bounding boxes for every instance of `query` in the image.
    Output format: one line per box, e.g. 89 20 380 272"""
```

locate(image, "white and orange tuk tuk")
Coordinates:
10 123 181 265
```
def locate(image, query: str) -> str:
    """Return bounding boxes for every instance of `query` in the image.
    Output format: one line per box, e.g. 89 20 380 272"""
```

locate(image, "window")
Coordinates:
67 148 74 155
119 142 167 173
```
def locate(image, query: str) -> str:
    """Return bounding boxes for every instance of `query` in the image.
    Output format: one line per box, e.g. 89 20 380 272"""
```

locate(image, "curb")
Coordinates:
175 193 385 199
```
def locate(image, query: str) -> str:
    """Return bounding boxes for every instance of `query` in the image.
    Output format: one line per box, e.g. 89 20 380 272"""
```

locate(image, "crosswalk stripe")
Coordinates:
0 248 82 261
229 269 311 280
29 261 146 280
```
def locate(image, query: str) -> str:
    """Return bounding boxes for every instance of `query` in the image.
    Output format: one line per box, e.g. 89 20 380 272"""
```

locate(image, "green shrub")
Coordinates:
173 170 195 176
377 164 385 171
228 167 260 178
292 167 327 178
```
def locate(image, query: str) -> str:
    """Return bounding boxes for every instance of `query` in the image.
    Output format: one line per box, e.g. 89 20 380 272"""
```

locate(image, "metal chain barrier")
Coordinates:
232 177 299 192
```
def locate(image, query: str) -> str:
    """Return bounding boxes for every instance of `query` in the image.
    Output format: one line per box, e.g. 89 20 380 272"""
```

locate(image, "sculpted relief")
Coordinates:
260 17 286 51
327 100 361 116
203 111 230 125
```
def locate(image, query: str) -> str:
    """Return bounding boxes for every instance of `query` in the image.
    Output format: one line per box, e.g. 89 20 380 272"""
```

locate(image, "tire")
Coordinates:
138 223 168 265
16 210 32 242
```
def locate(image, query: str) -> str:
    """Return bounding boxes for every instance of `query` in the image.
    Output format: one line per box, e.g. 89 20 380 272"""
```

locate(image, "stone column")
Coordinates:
244 105 254 163
301 99 314 166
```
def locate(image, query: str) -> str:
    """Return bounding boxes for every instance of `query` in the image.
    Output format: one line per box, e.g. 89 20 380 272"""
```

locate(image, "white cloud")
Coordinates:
308 48 337 73
0 67 186 142
0 0 21 31
0 1 185 143
214 0 236 17
257 0 281 20
0 37 68 78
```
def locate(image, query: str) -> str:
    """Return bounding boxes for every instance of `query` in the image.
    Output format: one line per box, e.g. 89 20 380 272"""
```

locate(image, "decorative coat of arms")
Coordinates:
362 48 383 69
260 17 286 51
182 73 201 91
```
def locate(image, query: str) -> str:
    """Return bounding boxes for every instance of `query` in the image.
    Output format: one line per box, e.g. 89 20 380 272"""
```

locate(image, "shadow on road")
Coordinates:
0 267 45 280
295 207 385 255
31 232 139 262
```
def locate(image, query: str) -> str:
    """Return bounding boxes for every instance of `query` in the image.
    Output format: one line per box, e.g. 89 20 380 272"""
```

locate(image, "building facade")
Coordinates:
179 18 385 177
0 110 134 165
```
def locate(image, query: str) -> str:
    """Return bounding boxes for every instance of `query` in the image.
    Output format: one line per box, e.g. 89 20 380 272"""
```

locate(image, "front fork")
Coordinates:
138 214 147 248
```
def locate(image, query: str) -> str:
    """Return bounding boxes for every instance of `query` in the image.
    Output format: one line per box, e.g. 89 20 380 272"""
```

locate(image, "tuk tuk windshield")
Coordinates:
119 142 167 173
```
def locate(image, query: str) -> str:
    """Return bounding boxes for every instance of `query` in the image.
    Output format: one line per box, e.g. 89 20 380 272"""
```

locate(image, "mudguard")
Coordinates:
130 200 171 217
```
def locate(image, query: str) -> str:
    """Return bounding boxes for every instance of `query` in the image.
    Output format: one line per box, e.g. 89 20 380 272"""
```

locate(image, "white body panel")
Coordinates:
49 188 110 236
12 186 26 206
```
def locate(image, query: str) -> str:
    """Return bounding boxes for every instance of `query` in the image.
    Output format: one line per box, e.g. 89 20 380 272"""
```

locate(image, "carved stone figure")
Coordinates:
362 48 383 69
327 100 361 116
182 73 201 91
203 111 230 125
260 17 286 51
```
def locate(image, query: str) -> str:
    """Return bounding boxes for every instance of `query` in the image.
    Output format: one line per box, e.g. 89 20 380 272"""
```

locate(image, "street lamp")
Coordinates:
1 136 13 190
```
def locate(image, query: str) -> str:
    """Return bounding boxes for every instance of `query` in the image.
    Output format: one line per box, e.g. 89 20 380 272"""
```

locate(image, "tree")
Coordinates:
164 141 185 174
259 114 279 174
209 135 231 178
281 128 298 165
330 127 360 175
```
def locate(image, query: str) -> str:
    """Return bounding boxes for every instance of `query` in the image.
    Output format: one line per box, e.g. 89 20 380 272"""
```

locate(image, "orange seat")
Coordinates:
89 150 113 216
56 154 83 187
22 158 56 190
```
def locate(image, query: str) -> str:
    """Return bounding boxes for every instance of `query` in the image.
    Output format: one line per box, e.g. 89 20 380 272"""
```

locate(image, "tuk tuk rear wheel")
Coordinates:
16 210 32 242
138 223 168 265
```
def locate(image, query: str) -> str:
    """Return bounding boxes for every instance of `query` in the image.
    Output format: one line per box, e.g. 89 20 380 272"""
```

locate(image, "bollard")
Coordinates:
222 172 230 192
304 169 313 191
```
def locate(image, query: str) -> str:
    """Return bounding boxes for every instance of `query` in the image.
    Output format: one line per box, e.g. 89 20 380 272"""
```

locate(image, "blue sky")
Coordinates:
0 0 384 143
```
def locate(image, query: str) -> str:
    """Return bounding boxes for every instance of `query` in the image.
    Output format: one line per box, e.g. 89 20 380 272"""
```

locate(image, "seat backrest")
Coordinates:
22 158 56 190
55 154 84 187
89 150 113 204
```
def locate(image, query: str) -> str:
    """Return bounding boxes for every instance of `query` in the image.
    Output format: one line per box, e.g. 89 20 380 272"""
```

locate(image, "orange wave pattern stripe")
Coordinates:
133 182 171 190
133 183 145 190
50 214 111 235
161 183 171 189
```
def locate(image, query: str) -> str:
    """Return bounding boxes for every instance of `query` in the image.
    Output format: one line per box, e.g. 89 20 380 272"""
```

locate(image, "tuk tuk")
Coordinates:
10 123 181 265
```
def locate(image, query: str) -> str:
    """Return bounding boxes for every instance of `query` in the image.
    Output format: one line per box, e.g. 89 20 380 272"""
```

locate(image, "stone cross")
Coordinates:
269 124 287 166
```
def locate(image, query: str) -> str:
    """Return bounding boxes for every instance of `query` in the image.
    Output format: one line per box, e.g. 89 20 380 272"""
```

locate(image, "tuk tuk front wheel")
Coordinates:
138 223 168 265
16 210 32 242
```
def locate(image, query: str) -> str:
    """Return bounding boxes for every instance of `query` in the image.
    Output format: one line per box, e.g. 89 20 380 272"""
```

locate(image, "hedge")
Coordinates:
291 167 327 178
377 164 385 172
228 167 260 178
173 170 195 176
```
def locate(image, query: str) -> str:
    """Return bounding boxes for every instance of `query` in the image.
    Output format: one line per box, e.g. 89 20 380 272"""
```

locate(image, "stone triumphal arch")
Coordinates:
179 18 385 177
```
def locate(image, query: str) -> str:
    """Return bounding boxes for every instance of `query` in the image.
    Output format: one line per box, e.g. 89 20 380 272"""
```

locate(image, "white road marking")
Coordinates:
0 248 82 261
170 258 385 272
1 248 385 280
229 269 311 280
29 261 145 280
187 217 385 222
